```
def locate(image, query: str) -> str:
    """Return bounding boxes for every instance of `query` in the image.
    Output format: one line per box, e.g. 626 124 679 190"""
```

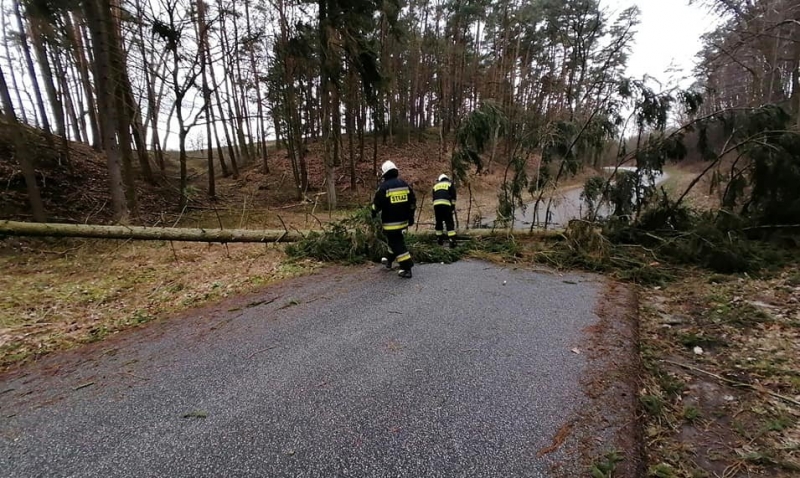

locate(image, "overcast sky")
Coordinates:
604 0 719 88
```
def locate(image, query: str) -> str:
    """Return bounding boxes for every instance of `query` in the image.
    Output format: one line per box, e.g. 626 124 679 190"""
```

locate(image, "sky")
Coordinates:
603 0 719 89
0 0 720 150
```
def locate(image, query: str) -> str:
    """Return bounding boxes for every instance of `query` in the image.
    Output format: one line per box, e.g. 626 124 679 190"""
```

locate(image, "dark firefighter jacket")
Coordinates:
372 175 417 231
432 179 457 207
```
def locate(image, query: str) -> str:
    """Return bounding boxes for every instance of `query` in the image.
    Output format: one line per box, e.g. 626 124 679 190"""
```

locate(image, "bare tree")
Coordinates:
13 1 50 137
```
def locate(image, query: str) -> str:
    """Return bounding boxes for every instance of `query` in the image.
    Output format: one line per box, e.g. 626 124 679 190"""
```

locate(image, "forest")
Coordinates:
0 0 798 232
1 0 800 476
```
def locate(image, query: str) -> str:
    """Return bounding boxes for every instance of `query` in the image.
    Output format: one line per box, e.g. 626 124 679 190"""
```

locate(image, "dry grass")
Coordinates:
638 269 800 477
0 239 318 370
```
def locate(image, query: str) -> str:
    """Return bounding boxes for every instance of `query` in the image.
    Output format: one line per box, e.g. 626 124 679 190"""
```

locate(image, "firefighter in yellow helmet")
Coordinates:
371 161 417 278
432 173 457 248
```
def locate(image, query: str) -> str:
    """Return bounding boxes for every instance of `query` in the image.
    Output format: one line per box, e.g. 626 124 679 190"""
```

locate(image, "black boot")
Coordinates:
449 238 456 249
437 236 444 246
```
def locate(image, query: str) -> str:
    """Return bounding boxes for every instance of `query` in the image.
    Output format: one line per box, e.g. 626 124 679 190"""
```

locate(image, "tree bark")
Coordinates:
0 221 306 243
226 37 251 165
107 1 151 190
346 65 356 190
319 0 337 210
244 0 269 174
0 66 46 222
196 0 215 197
205 33 233 178
1 5 27 123
50 48 82 142
83 0 128 222
216 0 241 175
0 65 15 116
0 220 552 242
65 12 100 149
357 97 365 167
29 20 67 145
136 15 165 172
231 0 256 162
14 1 51 136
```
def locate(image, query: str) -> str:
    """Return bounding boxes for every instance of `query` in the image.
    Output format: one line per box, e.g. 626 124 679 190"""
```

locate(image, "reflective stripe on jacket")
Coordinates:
372 177 416 230
432 180 456 207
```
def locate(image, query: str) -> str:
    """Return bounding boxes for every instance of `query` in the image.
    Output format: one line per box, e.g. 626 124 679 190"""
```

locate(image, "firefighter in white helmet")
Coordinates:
432 173 457 248
371 161 417 278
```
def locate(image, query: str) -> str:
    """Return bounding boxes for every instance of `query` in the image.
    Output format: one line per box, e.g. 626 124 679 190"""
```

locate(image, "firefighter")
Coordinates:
372 161 417 278
432 173 457 248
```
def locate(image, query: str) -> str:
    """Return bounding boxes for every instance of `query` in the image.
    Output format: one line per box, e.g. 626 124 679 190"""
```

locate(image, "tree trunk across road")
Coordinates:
0 220 306 243
0 220 556 243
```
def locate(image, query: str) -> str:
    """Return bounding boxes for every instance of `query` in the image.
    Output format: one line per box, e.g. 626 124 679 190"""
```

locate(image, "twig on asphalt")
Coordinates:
248 345 279 359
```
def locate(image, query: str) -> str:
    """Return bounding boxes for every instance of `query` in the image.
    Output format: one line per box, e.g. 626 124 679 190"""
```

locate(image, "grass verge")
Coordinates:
638 270 800 477
0 239 317 371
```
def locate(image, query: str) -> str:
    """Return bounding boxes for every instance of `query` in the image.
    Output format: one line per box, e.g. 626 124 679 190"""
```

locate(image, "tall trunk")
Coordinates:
372 110 378 180
1 66 46 222
304 75 316 139
99 9 136 215
29 20 67 142
220 4 251 166
276 0 303 197
125 87 154 182
68 56 89 143
202 43 229 179
214 84 237 178
379 11 388 145
232 98 251 165
0 64 16 115
196 0 215 197
170 41 188 210
83 0 128 222
50 49 82 142
410 32 421 137
65 13 100 149
296 77 309 194
319 0 337 209
113 87 138 213
346 66 356 190
211 108 230 178
135 9 165 172
358 97 365 167
332 81 341 168
206 23 234 178
244 0 269 174
221 77 242 174
107 1 152 186
1 6 27 123
232 0 255 161
14 2 51 138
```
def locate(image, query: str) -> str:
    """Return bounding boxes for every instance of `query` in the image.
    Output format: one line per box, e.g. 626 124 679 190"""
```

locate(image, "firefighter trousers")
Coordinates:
385 229 413 271
434 205 456 239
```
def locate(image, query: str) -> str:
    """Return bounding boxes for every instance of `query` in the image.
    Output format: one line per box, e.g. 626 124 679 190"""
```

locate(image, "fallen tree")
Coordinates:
0 220 307 243
0 220 557 243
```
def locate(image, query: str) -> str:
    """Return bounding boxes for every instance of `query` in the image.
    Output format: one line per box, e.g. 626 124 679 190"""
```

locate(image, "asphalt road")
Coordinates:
1 260 602 477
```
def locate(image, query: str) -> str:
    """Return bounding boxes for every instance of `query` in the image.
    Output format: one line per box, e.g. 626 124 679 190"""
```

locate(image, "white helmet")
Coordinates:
438 174 449 182
381 160 398 176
